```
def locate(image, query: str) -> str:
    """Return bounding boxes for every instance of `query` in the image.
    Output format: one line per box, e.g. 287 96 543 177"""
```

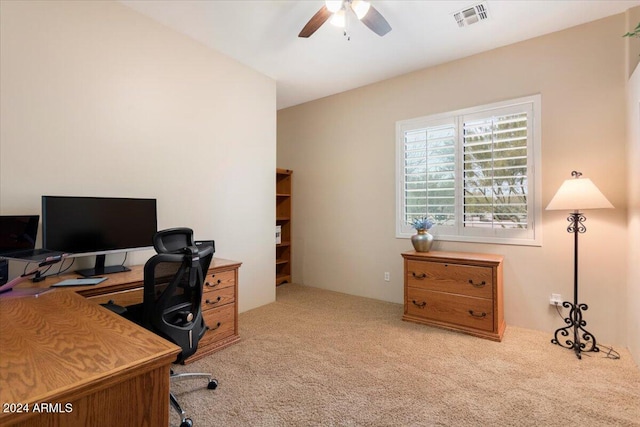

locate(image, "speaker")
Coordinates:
0 260 8 286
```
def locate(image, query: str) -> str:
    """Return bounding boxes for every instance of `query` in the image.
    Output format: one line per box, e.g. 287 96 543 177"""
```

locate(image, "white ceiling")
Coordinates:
120 0 639 109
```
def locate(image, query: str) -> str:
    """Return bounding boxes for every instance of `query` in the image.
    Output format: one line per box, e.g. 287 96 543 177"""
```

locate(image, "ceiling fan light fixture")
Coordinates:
330 8 346 28
299 0 391 38
325 0 343 13
351 0 371 20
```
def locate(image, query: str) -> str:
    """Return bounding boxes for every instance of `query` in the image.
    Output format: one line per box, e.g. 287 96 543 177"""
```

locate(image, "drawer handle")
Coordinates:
205 279 222 288
412 300 427 309
468 280 486 288
468 310 487 318
208 322 222 331
412 272 427 280
205 296 222 305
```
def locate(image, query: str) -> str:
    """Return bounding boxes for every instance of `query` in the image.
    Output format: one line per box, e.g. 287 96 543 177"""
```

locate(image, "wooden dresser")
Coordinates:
23 258 241 364
401 250 505 341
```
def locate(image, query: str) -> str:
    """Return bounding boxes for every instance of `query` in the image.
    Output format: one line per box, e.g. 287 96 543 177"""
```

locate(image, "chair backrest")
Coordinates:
152 227 196 254
142 228 214 362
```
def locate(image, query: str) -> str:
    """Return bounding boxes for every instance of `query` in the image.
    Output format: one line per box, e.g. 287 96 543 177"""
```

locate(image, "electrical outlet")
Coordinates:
549 293 563 306
384 272 390 282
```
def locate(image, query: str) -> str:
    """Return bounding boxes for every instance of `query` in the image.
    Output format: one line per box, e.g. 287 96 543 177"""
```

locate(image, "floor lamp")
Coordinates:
546 171 613 359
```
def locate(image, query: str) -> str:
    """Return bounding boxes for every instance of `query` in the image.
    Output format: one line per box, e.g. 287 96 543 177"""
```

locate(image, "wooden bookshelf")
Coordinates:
276 168 292 286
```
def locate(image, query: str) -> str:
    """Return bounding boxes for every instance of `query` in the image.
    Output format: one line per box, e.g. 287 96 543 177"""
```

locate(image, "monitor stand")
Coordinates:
76 254 131 278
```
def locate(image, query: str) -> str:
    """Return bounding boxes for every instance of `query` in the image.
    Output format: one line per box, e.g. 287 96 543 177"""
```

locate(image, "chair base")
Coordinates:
170 372 218 426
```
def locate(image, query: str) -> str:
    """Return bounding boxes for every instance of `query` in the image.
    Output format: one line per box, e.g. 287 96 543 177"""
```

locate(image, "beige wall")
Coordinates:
627 61 640 365
278 14 630 347
0 1 277 312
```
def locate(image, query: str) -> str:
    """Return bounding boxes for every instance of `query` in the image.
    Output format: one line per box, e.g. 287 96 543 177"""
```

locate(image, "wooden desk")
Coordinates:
19 257 242 363
0 290 180 427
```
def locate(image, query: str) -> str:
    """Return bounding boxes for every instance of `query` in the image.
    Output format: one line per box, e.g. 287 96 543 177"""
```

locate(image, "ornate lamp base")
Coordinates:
551 301 599 359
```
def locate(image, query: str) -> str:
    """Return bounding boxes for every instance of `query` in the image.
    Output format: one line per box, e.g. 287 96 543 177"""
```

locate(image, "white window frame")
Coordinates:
396 95 542 246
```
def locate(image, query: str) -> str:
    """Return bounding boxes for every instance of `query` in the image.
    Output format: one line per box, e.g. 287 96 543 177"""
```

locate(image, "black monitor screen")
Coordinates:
42 196 157 254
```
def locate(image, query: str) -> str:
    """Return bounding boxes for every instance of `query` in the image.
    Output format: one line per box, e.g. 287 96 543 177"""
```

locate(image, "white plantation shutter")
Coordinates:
403 124 456 227
396 95 541 245
462 104 532 236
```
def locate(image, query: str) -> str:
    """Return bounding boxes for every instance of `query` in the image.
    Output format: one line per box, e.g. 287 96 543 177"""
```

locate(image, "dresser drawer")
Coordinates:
203 269 235 291
406 260 493 299
202 285 235 311
406 287 494 332
201 304 235 347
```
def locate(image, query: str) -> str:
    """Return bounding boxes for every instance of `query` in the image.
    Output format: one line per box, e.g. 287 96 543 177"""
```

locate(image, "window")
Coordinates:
396 95 541 246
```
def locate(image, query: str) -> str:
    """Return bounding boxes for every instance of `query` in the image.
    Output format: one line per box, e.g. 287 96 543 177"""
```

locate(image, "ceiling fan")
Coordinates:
299 0 392 38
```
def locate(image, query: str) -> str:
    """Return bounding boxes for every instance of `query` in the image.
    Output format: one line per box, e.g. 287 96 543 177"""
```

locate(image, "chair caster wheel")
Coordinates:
180 418 193 427
207 379 218 390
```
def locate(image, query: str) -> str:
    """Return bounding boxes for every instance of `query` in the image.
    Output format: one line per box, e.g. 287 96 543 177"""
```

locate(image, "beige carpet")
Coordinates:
171 283 640 426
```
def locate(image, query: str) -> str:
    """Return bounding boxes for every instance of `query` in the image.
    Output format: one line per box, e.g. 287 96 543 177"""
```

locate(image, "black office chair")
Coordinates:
107 228 217 427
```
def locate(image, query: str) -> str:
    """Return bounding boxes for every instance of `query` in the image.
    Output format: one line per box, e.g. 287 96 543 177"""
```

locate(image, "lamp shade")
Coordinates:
351 0 371 19
546 174 613 211
330 8 346 27
325 1 343 13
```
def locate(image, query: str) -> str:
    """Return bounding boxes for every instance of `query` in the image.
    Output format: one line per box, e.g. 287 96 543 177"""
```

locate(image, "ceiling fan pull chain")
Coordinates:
344 4 351 41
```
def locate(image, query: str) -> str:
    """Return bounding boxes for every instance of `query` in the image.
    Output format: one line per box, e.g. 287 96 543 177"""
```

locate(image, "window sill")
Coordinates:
396 232 542 247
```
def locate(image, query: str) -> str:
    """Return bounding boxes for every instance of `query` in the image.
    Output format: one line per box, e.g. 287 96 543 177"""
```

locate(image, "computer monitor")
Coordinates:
42 196 157 277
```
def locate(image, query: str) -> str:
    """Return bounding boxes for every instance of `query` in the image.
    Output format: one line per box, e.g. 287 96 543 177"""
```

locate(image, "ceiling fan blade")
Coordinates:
360 5 392 36
299 5 332 38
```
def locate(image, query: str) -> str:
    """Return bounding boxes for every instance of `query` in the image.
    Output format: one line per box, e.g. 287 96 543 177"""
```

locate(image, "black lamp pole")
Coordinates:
550 210 600 359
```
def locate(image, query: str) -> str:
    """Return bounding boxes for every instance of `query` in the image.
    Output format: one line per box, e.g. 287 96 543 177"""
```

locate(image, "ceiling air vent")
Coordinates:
453 2 489 28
